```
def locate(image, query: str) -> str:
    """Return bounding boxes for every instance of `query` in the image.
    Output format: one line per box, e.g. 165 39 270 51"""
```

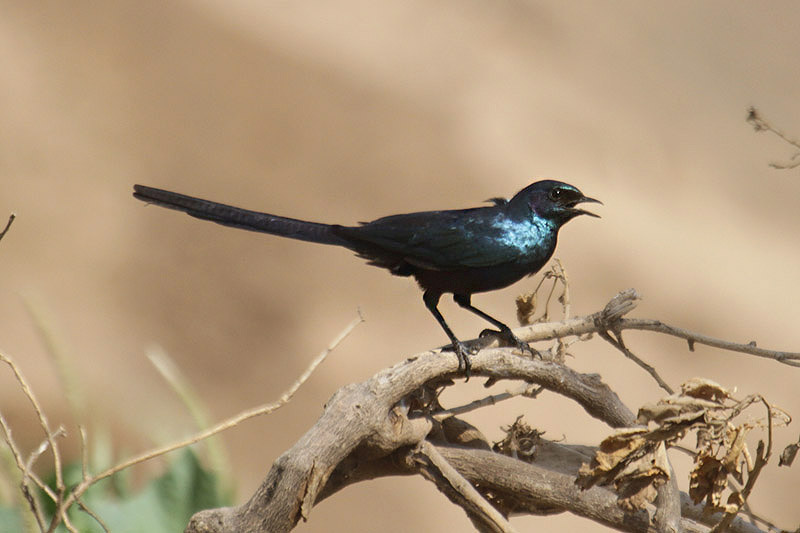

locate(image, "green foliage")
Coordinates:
0 506 24 533
6 447 230 533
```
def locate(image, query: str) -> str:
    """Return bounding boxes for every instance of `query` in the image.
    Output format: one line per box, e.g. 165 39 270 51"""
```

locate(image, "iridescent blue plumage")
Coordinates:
133 180 600 377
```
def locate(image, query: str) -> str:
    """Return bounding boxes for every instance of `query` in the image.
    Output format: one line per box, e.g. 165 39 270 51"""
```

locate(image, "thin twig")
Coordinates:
739 497 783 533
0 213 15 242
54 312 364 525
599 329 674 394
25 427 66 474
413 440 517 533
712 397 775 533
747 107 800 169
433 384 544 422
0 412 46 531
59 508 78 533
617 318 800 367
147 345 231 493
77 498 110 533
551 259 571 359
0 353 65 494
28 470 57 504
555 259 571 320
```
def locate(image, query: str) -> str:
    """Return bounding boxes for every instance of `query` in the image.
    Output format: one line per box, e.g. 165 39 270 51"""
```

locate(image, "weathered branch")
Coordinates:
411 441 517 533
185 289 792 532
186 342 635 532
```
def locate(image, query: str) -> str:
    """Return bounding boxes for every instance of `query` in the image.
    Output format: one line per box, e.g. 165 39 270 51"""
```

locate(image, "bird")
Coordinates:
133 180 600 377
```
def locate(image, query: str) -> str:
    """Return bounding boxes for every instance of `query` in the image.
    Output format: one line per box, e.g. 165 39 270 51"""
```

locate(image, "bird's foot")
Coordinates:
444 341 475 380
480 328 539 358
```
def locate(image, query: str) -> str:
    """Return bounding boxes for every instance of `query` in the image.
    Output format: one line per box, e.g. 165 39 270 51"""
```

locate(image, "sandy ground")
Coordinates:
1 1 799 531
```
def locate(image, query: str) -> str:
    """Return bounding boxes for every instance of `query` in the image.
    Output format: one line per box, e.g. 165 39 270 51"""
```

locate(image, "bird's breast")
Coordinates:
489 216 556 257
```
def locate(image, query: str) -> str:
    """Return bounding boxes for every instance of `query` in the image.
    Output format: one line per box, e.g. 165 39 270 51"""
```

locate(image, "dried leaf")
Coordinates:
615 442 670 510
576 428 649 489
494 416 542 462
779 442 799 467
515 292 537 326
689 453 727 507
726 491 744 507
577 432 669 510
680 378 731 403
589 380 785 517
637 400 707 426
721 424 750 483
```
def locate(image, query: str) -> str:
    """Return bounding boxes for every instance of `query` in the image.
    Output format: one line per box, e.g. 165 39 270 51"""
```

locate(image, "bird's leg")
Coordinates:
423 290 473 378
453 293 537 357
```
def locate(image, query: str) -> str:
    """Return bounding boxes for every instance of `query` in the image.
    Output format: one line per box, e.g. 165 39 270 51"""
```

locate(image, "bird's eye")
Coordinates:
548 188 563 201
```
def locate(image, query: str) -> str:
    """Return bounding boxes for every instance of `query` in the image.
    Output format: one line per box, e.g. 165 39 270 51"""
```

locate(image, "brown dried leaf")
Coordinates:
689 452 727 507
637 401 689 424
680 378 731 403
494 416 542 461
726 491 744 507
779 442 799 467
637 402 707 427
515 292 537 326
721 424 750 483
577 431 670 510
576 428 649 489
615 442 670 510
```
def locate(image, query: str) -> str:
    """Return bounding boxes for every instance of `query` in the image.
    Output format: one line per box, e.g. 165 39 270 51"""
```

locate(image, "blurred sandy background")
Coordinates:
2 1 799 531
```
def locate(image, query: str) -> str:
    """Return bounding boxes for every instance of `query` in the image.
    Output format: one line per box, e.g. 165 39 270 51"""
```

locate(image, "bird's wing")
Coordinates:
335 208 523 269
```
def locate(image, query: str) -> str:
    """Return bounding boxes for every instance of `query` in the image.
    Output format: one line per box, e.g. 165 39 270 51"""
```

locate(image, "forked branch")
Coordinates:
186 289 794 533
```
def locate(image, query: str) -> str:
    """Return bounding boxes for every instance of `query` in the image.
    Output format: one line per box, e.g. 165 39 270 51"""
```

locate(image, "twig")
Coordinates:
739 497 783 533
747 107 800 169
0 353 65 495
0 311 362 533
0 412 46 531
76 499 110 533
25 427 66 475
0 213 15 242
712 397 775 533
54 311 363 525
432 384 544 422
147 345 230 491
554 259 571 320
616 318 800 367
59 510 78 533
599 329 674 394
412 441 517 533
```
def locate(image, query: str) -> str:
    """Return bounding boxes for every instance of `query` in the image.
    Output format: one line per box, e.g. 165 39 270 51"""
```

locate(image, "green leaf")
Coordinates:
0 506 24 533
43 448 229 533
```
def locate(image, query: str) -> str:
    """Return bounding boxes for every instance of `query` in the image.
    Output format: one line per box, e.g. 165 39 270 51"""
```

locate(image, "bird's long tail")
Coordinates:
133 185 351 246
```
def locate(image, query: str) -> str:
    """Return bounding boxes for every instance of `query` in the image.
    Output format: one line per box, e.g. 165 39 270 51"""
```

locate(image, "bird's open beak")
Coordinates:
569 196 603 218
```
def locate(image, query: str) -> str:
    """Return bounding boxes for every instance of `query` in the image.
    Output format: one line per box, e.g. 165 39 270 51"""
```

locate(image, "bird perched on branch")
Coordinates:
133 180 600 377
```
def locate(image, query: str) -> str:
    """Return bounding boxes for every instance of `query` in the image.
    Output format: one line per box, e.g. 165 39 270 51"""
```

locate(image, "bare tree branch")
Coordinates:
4 287 794 533
184 289 793 533
747 106 800 169
616 318 800 367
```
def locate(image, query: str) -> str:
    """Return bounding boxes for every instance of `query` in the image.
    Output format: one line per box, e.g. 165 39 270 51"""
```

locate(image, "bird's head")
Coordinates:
513 180 602 225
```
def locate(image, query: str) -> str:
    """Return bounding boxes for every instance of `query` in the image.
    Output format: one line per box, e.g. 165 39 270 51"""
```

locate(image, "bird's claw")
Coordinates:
447 341 475 380
480 328 539 358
